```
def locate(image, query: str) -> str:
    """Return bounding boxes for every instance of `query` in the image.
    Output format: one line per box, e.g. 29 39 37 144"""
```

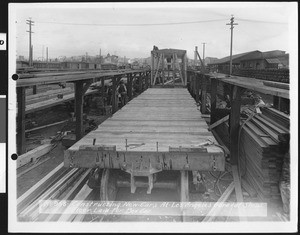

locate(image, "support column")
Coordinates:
75 81 84 141
139 73 143 93
127 73 133 101
200 75 207 114
32 85 37 94
183 53 187 86
111 76 117 114
162 53 165 86
195 74 200 104
193 74 196 98
210 78 218 124
151 52 154 86
101 77 105 102
17 87 25 154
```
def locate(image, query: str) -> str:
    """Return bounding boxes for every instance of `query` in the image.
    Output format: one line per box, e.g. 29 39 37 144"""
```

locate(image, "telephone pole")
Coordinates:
194 46 198 68
226 15 238 76
202 43 206 66
26 18 34 66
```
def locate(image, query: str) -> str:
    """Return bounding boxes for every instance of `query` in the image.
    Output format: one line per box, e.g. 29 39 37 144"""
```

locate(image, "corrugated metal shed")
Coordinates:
208 50 261 65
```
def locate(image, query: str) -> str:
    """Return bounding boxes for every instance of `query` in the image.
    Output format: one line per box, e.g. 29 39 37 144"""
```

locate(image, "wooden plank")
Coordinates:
263 81 289 90
65 88 224 162
17 156 52 178
25 119 70 133
17 69 148 87
59 183 93 222
26 90 74 105
17 144 53 168
17 163 66 213
202 182 235 222
25 88 99 114
208 115 229 131
26 87 72 100
209 73 289 99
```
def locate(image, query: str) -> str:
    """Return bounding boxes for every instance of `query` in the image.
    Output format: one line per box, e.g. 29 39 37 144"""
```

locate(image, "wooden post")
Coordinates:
75 81 84 141
32 85 37 94
200 75 207 114
210 78 218 124
229 85 242 165
139 73 143 93
162 53 165 86
183 52 187 86
273 96 279 109
17 87 26 154
193 74 197 98
145 72 149 89
151 52 154 85
101 77 105 102
111 76 117 114
195 74 200 104
127 73 133 101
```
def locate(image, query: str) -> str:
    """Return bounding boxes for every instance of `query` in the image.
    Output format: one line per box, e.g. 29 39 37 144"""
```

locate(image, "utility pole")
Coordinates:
202 43 206 66
26 18 34 66
194 46 198 68
226 15 238 76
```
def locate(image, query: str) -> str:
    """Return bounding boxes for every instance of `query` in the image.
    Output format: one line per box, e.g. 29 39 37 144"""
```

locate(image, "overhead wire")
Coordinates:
236 18 288 25
35 18 228 27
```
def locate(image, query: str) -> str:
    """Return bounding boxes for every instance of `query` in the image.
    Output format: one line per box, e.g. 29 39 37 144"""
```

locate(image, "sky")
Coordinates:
9 2 296 60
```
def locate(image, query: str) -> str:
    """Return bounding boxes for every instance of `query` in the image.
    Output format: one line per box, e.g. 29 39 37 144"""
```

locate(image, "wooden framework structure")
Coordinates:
16 69 151 154
151 48 187 86
64 88 225 202
187 70 290 219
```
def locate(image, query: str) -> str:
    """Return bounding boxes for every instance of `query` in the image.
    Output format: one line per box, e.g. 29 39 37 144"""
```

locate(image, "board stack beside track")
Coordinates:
239 107 290 202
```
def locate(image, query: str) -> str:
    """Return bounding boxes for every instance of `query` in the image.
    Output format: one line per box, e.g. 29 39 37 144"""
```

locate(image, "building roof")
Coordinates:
262 50 285 59
153 48 186 58
208 50 261 65
266 58 282 64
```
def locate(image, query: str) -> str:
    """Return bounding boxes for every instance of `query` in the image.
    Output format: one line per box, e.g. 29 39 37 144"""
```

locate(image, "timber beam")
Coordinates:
127 73 133 101
74 81 85 141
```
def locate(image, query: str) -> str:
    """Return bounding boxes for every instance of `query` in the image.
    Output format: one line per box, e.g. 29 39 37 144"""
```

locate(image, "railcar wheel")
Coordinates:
100 169 118 201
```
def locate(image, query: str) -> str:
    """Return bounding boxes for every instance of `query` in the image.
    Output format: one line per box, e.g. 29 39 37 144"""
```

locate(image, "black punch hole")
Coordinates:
11 153 18 160
12 74 19 81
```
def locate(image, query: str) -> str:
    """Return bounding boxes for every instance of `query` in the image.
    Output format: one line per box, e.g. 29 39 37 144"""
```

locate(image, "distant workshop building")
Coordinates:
208 50 289 72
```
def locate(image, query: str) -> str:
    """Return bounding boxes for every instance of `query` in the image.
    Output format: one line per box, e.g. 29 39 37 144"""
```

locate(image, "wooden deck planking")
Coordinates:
68 88 222 154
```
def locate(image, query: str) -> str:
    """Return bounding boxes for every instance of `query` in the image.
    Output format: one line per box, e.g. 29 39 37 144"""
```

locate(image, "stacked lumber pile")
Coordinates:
239 107 290 202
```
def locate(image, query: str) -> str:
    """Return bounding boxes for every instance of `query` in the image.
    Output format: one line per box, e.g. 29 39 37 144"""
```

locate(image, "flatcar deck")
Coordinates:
64 88 225 171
